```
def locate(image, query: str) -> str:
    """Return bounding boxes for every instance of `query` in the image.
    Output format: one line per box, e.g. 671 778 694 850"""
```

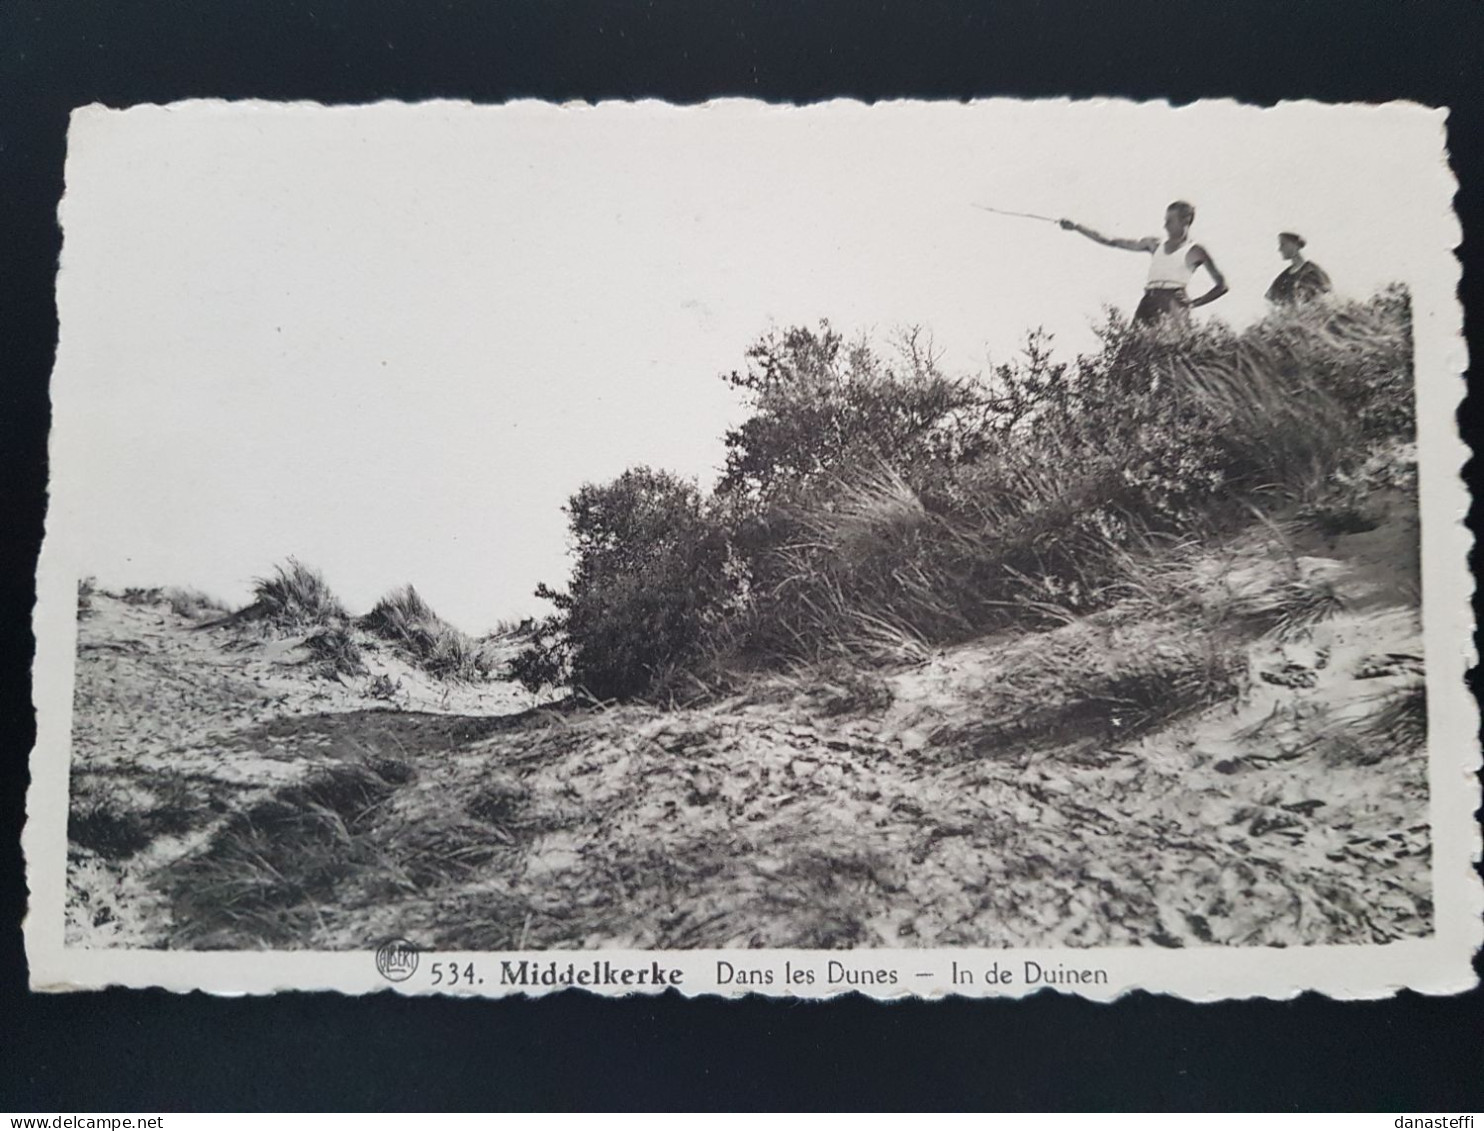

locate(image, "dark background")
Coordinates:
2 0 1480 1112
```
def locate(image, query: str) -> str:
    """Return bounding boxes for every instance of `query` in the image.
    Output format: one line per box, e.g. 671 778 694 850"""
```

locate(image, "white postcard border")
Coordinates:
24 97 1481 1000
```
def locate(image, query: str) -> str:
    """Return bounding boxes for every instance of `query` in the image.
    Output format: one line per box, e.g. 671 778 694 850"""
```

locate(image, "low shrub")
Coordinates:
507 617 571 695
164 587 231 620
70 804 154 860
77 577 96 619
302 624 367 678
365 673 401 701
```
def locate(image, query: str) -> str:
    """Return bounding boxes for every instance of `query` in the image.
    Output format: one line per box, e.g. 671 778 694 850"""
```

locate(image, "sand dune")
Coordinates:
66 493 1429 951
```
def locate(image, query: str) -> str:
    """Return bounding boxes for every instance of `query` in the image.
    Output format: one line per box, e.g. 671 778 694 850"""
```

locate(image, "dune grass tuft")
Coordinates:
166 764 400 946
1361 679 1428 762
245 559 348 629
165 762 540 948
302 624 368 679
940 621 1245 760
362 583 437 634
361 584 490 682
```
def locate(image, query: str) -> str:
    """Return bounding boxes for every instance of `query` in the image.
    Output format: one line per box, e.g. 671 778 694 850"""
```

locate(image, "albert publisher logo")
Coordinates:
375 937 419 982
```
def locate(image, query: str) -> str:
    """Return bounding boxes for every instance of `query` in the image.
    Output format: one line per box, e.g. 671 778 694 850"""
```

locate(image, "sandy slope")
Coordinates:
65 595 533 946
64 499 1430 952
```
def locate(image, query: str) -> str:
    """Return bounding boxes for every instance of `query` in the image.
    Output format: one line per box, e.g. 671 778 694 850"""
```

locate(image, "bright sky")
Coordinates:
51 99 1446 631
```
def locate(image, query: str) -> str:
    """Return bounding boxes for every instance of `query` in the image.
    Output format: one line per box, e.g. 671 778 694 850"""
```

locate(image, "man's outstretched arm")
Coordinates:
1059 219 1156 253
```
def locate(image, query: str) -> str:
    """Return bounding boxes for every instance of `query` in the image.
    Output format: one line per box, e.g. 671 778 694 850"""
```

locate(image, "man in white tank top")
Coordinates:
1059 200 1229 325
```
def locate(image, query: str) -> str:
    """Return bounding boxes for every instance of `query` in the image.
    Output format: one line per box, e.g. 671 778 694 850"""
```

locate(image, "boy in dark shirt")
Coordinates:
1266 231 1332 304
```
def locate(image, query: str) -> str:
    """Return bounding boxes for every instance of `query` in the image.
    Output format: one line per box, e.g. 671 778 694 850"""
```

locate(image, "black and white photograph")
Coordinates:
25 97 1476 998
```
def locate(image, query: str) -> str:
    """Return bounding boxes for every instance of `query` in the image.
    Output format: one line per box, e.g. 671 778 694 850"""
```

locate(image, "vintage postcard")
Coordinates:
25 98 1478 999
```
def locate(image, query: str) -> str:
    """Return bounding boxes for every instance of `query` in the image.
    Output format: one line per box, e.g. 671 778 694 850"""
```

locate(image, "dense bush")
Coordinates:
717 322 998 507
519 289 1414 697
513 467 733 700
735 292 1411 661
